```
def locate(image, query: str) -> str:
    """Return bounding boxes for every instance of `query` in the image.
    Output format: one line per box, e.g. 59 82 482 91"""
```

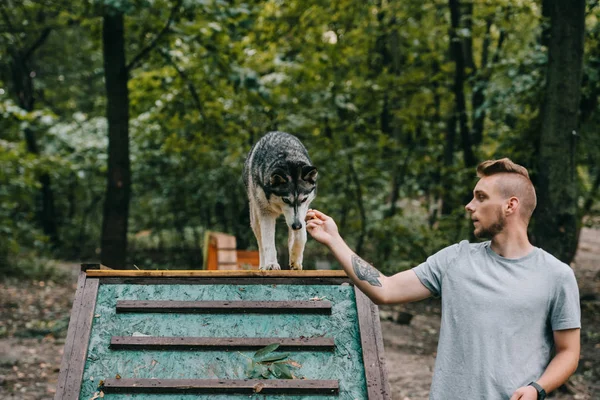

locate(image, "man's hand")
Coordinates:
510 385 538 400
305 209 340 248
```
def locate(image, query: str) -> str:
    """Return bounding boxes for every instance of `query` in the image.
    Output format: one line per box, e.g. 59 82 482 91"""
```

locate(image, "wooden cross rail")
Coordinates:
109 336 336 351
116 300 333 314
101 378 340 394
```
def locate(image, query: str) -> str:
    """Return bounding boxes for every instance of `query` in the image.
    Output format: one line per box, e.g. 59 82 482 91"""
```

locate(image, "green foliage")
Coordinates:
0 0 598 273
0 252 71 283
0 135 46 264
244 344 298 380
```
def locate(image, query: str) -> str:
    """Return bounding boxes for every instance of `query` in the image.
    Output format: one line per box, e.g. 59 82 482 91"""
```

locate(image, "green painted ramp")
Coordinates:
55 268 391 399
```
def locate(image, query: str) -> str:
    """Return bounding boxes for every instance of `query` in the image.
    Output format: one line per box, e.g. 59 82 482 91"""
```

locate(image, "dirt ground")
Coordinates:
0 228 598 400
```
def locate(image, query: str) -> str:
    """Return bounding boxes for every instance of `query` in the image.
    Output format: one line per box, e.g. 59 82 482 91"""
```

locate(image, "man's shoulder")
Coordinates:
430 240 488 263
535 247 575 276
456 239 489 254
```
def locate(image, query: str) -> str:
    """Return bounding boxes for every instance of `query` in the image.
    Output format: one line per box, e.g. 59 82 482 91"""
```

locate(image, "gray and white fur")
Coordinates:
243 132 318 270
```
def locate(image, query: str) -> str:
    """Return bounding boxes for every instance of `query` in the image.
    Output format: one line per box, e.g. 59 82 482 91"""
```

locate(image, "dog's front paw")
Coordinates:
261 263 281 271
289 262 303 270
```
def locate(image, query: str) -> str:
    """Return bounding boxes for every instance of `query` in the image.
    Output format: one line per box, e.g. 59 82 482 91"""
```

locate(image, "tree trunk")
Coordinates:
462 1 475 74
8 37 60 247
533 0 585 264
100 11 131 268
470 18 493 146
448 0 475 168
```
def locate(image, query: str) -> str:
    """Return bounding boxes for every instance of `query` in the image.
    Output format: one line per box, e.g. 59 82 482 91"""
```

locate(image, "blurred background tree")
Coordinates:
0 0 598 273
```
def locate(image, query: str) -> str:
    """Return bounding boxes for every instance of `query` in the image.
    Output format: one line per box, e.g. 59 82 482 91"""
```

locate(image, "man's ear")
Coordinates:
302 166 318 184
506 197 519 216
270 170 288 186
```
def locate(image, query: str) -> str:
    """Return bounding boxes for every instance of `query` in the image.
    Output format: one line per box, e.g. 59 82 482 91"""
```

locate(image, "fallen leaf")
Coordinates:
253 382 265 393
115 374 121 379
89 392 101 400
270 362 293 379
286 360 302 369
254 343 279 359
257 352 289 363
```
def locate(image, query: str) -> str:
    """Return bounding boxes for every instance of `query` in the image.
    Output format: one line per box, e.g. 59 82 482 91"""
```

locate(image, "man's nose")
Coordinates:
465 200 474 213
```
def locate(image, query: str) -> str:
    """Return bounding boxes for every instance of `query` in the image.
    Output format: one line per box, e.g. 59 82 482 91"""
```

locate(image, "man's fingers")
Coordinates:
307 209 327 221
509 391 522 400
306 220 323 229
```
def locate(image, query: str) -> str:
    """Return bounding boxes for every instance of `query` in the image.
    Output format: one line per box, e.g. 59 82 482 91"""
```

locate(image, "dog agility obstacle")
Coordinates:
55 266 391 399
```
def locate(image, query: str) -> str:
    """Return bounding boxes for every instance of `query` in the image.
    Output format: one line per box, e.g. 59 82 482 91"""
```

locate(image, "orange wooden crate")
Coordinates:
203 232 259 270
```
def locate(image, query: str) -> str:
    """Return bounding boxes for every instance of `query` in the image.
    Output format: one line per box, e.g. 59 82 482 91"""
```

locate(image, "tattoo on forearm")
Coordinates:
351 254 382 287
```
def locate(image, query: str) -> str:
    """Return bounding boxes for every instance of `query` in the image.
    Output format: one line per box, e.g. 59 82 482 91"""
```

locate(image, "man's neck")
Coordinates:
489 228 534 259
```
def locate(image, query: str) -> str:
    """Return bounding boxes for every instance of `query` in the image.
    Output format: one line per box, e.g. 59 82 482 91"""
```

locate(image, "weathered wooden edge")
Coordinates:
97 277 352 285
101 378 340 394
54 270 87 399
86 269 348 278
116 300 332 314
60 277 99 400
354 287 392 400
110 336 335 351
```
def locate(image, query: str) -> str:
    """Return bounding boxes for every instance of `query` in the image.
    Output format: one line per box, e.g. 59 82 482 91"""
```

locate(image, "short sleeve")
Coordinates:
550 268 581 330
412 243 460 297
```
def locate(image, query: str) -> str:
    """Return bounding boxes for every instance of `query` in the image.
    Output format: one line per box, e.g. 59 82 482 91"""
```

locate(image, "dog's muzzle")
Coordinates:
291 221 302 230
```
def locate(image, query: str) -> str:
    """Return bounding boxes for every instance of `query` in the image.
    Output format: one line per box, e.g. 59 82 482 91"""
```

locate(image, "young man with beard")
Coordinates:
305 158 580 400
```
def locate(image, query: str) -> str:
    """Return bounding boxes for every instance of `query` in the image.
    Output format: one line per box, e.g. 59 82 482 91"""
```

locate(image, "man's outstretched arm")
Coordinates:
306 209 431 305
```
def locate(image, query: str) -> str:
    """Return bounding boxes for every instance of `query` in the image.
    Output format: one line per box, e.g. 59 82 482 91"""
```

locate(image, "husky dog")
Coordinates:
243 132 318 270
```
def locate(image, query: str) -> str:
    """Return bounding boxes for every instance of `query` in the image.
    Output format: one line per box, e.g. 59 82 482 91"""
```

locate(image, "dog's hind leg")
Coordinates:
288 226 307 270
258 214 280 270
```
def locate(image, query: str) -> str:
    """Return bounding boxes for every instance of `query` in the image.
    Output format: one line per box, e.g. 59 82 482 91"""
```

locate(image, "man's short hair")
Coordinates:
476 158 537 223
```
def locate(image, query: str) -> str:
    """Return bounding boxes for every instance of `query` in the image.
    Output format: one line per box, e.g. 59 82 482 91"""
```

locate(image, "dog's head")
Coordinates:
268 163 317 230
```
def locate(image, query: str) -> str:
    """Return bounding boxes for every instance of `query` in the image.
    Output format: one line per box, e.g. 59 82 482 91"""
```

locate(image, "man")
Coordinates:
306 158 580 400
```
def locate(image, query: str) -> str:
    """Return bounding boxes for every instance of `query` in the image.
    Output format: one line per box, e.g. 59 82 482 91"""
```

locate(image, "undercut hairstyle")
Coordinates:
476 158 537 223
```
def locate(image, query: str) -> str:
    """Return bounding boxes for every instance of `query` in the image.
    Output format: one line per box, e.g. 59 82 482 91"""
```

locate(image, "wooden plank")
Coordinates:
102 378 339 394
354 287 391 399
97 276 352 285
236 250 259 270
110 336 335 351
61 278 100 400
205 237 218 270
54 271 87 399
217 250 237 265
214 233 236 250
116 300 332 314
86 269 348 278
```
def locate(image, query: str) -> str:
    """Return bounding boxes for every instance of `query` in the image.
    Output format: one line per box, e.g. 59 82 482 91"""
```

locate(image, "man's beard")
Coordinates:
474 207 506 239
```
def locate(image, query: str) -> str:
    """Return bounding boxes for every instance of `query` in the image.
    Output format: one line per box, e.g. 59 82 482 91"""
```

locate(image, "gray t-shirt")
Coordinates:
413 240 580 399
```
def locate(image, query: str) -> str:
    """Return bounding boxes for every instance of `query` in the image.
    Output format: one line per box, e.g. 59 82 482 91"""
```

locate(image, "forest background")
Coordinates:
0 0 598 276
1 1 599 398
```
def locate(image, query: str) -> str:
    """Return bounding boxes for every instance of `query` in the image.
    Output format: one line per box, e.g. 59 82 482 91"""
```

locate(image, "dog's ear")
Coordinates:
270 171 288 186
302 166 318 184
